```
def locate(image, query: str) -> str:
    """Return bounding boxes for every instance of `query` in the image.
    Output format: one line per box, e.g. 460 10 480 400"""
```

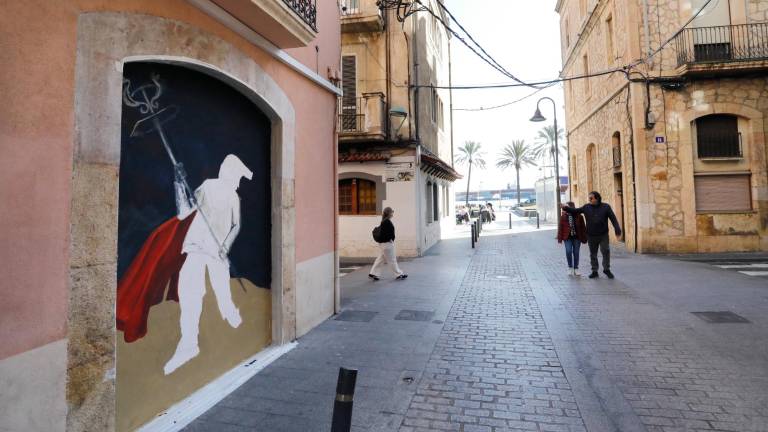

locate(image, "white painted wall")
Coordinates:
0 339 67 432
339 158 420 258
295 252 335 337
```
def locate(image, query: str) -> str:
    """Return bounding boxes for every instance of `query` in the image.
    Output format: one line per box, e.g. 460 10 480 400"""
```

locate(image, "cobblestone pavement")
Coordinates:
184 224 768 432
401 235 587 432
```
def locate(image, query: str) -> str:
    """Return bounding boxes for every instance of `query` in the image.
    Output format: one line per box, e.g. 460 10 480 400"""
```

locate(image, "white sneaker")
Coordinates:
567 268 574 276
573 269 580 277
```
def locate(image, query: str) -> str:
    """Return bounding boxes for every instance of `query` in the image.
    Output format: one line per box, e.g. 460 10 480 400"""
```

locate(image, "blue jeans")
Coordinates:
563 238 581 269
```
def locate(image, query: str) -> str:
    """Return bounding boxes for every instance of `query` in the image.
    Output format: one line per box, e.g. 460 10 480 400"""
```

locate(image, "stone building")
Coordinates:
1 1 340 431
557 0 768 253
338 0 460 259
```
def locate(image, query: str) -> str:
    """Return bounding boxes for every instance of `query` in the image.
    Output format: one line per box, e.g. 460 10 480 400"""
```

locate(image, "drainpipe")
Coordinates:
413 12 420 143
385 6 392 141
642 0 652 65
448 30 454 167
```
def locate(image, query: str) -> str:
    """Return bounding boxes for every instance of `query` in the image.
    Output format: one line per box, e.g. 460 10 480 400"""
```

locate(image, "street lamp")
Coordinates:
530 97 561 212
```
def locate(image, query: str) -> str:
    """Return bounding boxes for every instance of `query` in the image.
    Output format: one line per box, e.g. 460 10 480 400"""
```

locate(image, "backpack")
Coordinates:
372 225 382 243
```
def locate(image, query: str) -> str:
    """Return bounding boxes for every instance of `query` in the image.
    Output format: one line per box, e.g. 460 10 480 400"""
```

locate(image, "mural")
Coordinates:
116 62 272 431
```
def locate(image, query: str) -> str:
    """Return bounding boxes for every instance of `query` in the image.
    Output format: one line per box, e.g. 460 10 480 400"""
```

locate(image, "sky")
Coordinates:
444 0 566 192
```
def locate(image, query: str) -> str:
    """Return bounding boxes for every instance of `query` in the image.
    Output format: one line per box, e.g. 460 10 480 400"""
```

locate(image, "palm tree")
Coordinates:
454 141 487 207
531 125 566 170
496 140 537 207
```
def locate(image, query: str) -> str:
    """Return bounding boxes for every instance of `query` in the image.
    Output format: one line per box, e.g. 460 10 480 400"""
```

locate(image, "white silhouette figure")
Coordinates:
164 154 253 375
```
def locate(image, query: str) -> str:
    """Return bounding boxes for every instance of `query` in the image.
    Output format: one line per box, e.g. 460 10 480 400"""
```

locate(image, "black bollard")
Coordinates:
536 212 540 229
331 367 357 432
509 212 512 229
471 224 475 248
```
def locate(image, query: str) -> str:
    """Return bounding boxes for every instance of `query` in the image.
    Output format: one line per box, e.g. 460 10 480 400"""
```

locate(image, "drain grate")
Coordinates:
395 310 435 322
691 311 750 323
335 310 377 322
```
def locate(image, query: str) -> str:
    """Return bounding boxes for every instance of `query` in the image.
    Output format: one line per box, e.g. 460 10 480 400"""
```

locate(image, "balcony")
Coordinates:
209 0 317 48
340 0 384 33
339 93 386 142
674 22 768 76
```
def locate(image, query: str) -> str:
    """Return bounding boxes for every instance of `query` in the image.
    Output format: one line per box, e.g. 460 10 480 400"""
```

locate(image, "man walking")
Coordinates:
561 191 622 279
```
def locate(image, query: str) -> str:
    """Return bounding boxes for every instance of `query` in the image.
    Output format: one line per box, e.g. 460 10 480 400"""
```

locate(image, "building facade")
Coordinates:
338 0 460 259
558 0 768 253
0 1 340 431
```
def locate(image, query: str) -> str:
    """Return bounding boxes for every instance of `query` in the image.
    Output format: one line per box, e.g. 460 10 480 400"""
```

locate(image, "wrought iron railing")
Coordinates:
340 97 365 133
339 95 386 135
674 22 768 66
612 146 621 168
340 0 360 16
282 0 317 31
698 132 742 158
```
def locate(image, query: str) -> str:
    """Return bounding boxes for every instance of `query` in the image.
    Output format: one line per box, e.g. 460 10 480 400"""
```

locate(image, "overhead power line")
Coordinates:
453 84 554 111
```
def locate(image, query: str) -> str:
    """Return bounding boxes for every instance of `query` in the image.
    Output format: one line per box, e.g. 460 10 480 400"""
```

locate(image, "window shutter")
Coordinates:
341 56 357 131
694 174 751 212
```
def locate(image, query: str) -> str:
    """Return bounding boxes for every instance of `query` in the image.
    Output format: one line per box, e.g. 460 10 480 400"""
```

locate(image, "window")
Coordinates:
694 174 751 212
339 178 377 215
612 132 621 168
696 114 742 158
426 181 433 223
605 14 614 64
341 56 358 132
586 144 596 192
431 89 444 130
582 54 590 96
433 183 439 221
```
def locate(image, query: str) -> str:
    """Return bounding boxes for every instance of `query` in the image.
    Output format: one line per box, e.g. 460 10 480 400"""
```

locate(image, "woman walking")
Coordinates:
369 207 408 281
557 201 587 276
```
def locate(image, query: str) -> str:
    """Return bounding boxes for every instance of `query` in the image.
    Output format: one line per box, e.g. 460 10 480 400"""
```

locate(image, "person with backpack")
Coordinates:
369 207 407 281
557 201 587 277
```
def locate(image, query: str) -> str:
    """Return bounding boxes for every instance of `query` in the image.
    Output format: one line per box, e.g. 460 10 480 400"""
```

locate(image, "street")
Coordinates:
185 216 768 432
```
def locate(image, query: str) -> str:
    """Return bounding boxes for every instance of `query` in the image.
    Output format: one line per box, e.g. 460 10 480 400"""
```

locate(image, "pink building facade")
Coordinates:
0 1 340 430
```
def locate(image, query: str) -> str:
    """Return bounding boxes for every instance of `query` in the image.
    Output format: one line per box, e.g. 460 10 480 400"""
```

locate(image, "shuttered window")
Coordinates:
696 114 741 158
339 178 377 215
341 56 357 132
433 183 439 221
694 174 751 212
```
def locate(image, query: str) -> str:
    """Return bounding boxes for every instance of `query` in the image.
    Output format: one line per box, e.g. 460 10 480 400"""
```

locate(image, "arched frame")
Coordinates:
67 12 297 427
677 102 766 236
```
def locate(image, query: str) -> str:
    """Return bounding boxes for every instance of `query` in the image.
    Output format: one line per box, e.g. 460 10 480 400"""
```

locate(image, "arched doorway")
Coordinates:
116 62 272 431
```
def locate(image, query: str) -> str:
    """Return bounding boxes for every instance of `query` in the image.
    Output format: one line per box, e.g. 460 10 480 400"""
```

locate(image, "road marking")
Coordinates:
737 271 768 277
716 263 768 269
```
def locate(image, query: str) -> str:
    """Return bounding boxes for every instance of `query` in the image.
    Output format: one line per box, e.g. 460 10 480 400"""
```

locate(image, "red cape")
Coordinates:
116 212 196 343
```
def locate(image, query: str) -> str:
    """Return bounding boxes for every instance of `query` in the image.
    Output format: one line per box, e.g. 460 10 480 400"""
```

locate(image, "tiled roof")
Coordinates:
338 151 390 163
421 152 462 181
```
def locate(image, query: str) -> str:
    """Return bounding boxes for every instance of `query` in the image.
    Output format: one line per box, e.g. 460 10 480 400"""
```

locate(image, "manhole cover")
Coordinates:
691 311 750 323
395 310 435 322
335 310 377 322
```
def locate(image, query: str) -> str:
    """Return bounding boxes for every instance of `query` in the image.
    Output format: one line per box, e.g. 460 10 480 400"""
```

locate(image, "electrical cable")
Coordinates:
453 84 555 111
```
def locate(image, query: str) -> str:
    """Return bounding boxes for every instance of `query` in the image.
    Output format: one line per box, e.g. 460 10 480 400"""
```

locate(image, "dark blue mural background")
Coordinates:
118 62 272 289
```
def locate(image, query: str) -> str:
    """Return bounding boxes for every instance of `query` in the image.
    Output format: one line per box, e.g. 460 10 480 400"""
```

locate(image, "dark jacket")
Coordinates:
563 203 621 237
557 212 587 243
378 218 395 243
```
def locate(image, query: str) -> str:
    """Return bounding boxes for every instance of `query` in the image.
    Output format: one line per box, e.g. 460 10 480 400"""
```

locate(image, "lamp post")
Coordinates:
530 97 561 212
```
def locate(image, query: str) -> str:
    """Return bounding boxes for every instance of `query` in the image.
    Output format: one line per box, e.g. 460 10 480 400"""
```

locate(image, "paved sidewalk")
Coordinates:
185 226 768 432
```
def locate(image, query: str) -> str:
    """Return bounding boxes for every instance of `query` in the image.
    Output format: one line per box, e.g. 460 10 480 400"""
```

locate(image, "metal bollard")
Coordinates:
509 212 512 229
471 224 475 248
536 212 540 229
331 367 357 432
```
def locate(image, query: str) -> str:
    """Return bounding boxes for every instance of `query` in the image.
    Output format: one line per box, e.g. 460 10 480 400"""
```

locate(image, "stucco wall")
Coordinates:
339 158 421 259
0 1 339 431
